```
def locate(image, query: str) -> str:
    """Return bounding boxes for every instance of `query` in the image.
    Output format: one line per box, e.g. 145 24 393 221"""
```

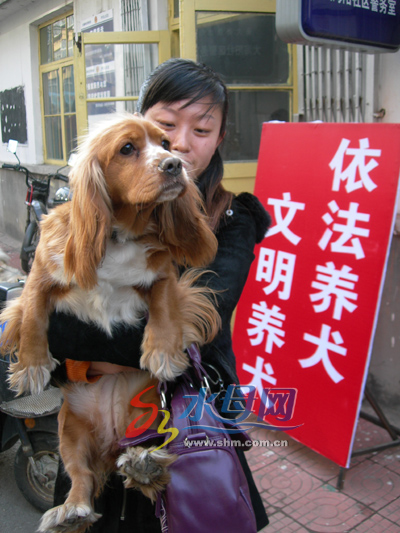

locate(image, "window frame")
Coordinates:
39 12 75 165
171 0 298 193
73 30 171 141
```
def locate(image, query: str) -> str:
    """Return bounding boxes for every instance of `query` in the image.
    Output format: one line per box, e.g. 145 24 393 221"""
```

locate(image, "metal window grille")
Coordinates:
299 45 375 123
121 0 150 113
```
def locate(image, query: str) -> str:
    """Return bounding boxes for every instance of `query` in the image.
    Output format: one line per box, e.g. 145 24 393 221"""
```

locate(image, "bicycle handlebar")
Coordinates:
2 163 32 187
2 164 68 189
2 163 22 170
49 173 69 183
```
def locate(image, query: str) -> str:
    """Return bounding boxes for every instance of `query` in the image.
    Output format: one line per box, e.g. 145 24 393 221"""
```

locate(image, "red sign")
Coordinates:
233 123 400 467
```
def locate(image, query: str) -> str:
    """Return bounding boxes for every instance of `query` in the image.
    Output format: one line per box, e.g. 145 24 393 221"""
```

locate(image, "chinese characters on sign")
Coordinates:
329 0 397 16
233 124 400 467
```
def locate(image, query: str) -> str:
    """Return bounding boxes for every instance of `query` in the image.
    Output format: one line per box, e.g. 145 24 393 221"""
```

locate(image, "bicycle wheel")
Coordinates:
20 220 40 273
14 431 59 512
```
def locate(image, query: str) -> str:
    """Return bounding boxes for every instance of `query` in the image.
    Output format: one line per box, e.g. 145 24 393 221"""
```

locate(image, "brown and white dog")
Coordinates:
0 114 220 532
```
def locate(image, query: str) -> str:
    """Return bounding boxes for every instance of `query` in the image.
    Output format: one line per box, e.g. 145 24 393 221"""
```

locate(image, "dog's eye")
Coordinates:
161 139 170 151
120 143 136 156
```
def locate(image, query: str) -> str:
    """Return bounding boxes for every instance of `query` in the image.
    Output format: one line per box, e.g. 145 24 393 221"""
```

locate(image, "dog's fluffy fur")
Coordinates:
0 114 220 532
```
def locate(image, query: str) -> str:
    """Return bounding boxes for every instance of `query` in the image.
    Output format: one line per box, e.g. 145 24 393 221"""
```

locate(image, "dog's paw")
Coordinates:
117 446 176 501
9 358 58 396
139 349 189 382
37 503 101 532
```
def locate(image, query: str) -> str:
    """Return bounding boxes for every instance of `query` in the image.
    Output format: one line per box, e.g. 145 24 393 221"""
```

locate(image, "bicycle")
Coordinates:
2 140 70 273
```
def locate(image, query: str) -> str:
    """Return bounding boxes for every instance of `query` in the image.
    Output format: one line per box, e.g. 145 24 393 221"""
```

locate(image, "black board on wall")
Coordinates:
0 86 28 144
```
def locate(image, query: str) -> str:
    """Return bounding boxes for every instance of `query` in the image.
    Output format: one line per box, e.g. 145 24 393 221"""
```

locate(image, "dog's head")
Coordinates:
65 114 217 289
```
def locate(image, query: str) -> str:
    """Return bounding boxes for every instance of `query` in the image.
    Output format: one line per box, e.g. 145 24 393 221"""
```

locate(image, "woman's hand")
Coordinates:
87 362 140 377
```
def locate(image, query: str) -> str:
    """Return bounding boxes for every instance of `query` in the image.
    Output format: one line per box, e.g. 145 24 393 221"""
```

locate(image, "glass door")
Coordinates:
74 30 171 139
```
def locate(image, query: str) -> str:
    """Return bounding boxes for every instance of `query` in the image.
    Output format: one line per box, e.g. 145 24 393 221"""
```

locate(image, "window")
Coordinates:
173 0 296 191
39 14 77 164
196 12 291 161
121 0 158 114
73 30 170 140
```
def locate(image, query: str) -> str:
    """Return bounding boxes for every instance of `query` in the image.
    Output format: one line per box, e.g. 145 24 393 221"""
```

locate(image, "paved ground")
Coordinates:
1 231 400 532
252 418 400 532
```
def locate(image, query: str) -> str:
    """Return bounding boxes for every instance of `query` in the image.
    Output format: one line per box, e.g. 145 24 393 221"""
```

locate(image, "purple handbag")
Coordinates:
121 345 257 533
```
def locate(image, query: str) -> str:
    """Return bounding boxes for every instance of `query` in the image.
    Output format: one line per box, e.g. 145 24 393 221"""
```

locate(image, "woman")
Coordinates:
49 58 270 532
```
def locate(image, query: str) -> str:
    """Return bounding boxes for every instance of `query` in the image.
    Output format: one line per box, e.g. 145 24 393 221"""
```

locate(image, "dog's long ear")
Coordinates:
64 150 112 290
156 180 218 267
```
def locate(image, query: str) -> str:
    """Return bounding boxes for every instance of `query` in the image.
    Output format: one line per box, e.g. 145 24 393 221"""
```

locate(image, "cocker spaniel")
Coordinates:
0 114 220 532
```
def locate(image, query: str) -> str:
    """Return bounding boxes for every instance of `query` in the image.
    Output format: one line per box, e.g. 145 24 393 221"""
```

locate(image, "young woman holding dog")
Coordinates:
49 58 270 532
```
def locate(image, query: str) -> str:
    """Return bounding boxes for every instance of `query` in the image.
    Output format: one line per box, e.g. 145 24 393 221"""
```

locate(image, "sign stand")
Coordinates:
337 386 400 490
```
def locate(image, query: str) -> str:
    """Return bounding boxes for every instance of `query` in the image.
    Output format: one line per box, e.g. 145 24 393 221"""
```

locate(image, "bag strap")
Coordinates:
186 344 208 382
157 343 211 398
119 344 252 449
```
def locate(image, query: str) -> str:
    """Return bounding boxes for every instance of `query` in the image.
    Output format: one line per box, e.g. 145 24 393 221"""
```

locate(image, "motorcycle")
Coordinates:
0 280 63 511
2 139 71 274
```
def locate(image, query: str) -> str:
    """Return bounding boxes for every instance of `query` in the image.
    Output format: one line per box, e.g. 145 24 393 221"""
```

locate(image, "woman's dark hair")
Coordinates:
137 58 232 231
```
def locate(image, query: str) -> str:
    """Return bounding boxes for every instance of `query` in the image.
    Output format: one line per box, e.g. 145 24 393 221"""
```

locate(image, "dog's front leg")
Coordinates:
7 273 58 395
140 270 189 381
38 401 103 533
117 445 177 502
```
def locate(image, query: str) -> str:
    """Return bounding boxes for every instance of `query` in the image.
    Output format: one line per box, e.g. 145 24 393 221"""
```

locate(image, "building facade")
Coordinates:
0 0 399 424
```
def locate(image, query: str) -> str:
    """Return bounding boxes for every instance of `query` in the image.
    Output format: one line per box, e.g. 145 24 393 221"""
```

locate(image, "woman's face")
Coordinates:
144 98 224 179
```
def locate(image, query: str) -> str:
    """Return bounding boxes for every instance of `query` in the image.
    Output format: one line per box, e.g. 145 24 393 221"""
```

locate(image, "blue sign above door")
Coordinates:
276 0 400 52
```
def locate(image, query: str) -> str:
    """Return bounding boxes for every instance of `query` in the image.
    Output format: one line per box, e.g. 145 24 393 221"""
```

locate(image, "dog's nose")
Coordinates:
158 156 182 178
